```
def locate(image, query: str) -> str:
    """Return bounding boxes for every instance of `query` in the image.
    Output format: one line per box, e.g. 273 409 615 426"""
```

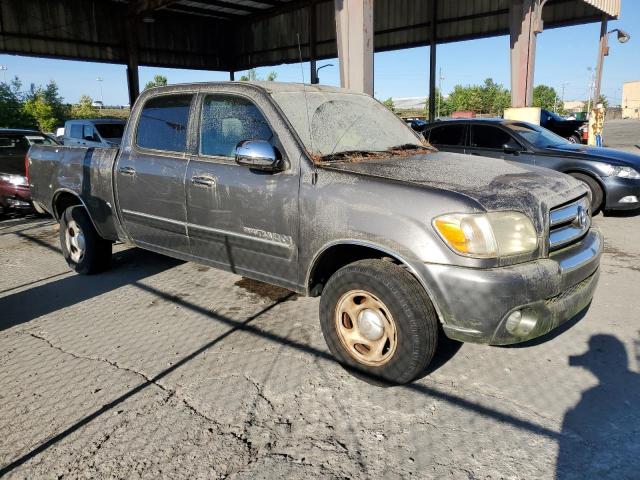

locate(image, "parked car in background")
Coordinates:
0 129 57 215
540 109 587 144
423 119 640 212
63 119 126 147
27 82 602 384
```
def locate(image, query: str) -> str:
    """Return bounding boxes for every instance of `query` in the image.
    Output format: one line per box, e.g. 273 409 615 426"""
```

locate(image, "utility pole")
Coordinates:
437 68 444 118
96 76 104 105
0 65 7 83
556 82 569 112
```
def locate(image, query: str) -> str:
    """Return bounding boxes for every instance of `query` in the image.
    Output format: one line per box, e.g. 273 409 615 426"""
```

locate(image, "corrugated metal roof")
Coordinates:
0 0 621 71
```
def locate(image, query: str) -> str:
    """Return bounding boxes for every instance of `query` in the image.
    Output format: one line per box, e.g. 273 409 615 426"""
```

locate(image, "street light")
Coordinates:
96 76 104 105
315 63 334 84
592 21 631 106
0 65 7 83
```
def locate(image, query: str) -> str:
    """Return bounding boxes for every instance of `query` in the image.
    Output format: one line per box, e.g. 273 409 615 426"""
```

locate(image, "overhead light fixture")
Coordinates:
142 16 155 24
609 28 631 44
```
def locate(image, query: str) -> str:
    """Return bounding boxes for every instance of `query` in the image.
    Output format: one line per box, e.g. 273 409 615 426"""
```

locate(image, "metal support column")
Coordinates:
509 0 543 107
428 0 437 122
334 0 374 95
126 16 140 106
229 71 235 81
593 15 608 106
310 2 318 84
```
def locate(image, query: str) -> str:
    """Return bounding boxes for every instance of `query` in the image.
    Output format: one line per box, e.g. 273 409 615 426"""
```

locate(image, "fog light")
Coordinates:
505 309 538 337
619 195 638 204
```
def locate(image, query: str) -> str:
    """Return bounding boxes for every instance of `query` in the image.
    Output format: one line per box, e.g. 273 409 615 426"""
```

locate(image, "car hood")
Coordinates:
320 151 587 230
544 144 640 168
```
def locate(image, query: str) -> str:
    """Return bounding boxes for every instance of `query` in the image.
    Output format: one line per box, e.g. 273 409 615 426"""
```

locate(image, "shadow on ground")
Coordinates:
0 248 182 331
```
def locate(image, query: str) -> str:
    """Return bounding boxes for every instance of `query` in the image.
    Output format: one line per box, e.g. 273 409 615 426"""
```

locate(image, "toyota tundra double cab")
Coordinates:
27 82 602 384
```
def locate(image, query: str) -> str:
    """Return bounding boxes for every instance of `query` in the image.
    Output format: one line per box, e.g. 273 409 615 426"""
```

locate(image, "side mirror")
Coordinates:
503 140 521 155
235 140 286 173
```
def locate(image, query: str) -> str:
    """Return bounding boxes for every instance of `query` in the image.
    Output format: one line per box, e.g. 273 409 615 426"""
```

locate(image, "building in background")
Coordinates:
563 101 586 115
622 81 640 119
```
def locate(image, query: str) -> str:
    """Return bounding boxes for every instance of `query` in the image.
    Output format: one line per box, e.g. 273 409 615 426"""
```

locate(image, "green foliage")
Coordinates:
0 77 33 128
23 92 57 131
239 69 277 81
439 78 510 116
597 94 609 108
383 97 395 112
144 75 168 90
70 95 98 119
533 85 561 111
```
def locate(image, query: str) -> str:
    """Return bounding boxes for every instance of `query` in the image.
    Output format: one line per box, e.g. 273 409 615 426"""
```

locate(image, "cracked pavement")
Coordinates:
1 213 639 479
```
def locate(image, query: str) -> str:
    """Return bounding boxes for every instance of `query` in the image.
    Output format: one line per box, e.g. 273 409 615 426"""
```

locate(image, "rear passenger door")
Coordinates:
115 93 194 256
425 124 467 154
185 93 299 287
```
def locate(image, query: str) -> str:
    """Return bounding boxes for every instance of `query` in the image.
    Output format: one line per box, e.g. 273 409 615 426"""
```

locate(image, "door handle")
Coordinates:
119 166 136 176
191 175 216 187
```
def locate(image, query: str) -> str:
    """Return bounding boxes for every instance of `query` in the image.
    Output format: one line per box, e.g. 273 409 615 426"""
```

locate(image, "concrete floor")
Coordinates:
603 119 640 152
0 209 638 479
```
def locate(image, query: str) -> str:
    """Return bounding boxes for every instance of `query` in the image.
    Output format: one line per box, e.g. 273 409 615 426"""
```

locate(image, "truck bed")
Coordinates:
28 145 122 241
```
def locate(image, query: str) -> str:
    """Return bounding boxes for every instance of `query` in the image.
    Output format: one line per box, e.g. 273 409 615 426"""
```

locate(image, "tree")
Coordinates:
0 77 32 128
70 95 98 119
239 69 277 81
597 94 609 108
23 91 57 131
383 97 395 112
144 75 168 90
533 85 560 111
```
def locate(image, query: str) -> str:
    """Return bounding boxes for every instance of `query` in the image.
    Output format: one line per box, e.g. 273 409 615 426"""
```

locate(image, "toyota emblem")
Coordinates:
575 206 589 229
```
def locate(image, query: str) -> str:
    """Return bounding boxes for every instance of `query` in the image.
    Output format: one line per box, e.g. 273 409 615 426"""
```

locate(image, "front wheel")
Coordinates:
60 206 112 274
569 172 604 214
319 259 438 384
568 135 581 144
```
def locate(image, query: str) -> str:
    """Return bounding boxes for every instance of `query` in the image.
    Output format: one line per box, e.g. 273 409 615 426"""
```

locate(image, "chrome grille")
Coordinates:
549 196 591 251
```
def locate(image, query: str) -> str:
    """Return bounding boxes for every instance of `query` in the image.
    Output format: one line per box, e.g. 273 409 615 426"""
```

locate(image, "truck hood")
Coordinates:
544 144 640 169
320 151 587 229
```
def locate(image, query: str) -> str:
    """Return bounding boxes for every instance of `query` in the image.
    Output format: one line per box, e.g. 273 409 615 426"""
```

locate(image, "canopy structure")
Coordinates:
0 0 621 107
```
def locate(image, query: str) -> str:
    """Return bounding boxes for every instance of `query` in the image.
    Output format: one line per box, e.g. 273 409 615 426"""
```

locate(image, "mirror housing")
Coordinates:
234 140 286 173
503 140 521 155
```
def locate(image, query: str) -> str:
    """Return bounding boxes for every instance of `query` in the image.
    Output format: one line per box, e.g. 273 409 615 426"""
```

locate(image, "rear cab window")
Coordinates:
427 124 466 147
136 94 193 152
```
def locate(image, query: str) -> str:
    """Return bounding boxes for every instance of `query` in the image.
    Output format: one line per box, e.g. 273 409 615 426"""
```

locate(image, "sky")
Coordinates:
0 2 638 107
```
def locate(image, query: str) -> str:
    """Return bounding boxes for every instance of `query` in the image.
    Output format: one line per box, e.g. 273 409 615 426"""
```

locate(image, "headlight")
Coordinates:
598 164 640 179
433 212 538 258
0 174 28 186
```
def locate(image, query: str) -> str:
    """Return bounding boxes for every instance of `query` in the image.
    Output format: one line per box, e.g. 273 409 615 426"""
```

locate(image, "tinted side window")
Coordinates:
428 125 465 146
200 95 273 157
0 134 29 153
471 125 513 149
137 95 192 152
83 125 97 141
70 124 83 139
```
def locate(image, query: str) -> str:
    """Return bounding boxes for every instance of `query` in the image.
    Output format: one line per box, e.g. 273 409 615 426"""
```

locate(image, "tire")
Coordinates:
569 172 604 214
319 259 438 385
59 206 112 274
568 135 581 144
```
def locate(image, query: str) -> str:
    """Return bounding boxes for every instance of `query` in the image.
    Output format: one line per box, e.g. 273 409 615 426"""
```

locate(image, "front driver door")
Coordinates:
185 93 299 288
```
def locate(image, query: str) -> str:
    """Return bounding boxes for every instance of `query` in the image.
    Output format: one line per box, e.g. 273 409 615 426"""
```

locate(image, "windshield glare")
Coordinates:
271 91 422 158
509 122 570 148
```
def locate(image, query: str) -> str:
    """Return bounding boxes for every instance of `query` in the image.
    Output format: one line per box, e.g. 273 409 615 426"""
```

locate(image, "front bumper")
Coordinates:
603 177 640 210
419 229 602 345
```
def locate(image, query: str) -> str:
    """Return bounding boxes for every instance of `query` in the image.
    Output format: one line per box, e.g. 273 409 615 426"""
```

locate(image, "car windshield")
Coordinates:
270 90 424 160
508 122 570 148
95 123 125 140
545 110 564 121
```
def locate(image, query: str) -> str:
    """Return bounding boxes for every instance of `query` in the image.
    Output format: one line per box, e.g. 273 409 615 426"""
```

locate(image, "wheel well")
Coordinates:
308 244 403 297
563 170 606 202
52 192 83 220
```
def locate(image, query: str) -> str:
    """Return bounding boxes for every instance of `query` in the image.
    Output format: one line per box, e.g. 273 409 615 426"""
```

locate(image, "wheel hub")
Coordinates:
65 220 86 263
357 309 385 341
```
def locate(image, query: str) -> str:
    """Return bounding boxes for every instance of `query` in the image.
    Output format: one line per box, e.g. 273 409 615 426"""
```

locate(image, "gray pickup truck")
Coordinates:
27 82 602 384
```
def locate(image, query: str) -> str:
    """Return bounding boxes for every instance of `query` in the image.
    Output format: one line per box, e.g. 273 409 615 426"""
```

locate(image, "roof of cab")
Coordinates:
145 81 365 96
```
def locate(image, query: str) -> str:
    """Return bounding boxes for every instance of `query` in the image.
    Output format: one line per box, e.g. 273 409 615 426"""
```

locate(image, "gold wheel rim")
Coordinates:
334 289 397 366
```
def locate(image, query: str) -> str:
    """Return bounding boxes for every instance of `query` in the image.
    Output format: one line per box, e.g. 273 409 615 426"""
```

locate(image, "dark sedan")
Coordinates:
423 119 640 213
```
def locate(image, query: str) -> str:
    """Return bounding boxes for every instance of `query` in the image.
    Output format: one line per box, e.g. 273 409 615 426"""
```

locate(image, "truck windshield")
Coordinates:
95 123 125 140
270 91 424 160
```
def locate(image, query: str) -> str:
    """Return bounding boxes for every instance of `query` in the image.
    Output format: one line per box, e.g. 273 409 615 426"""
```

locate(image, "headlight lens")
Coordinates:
434 212 538 258
598 164 640 179
0 174 28 186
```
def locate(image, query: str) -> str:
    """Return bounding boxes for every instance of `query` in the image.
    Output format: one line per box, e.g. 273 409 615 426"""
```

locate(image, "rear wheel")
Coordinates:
568 135 581 144
60 206 112 274
319 259 438 384
569 172 604 214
